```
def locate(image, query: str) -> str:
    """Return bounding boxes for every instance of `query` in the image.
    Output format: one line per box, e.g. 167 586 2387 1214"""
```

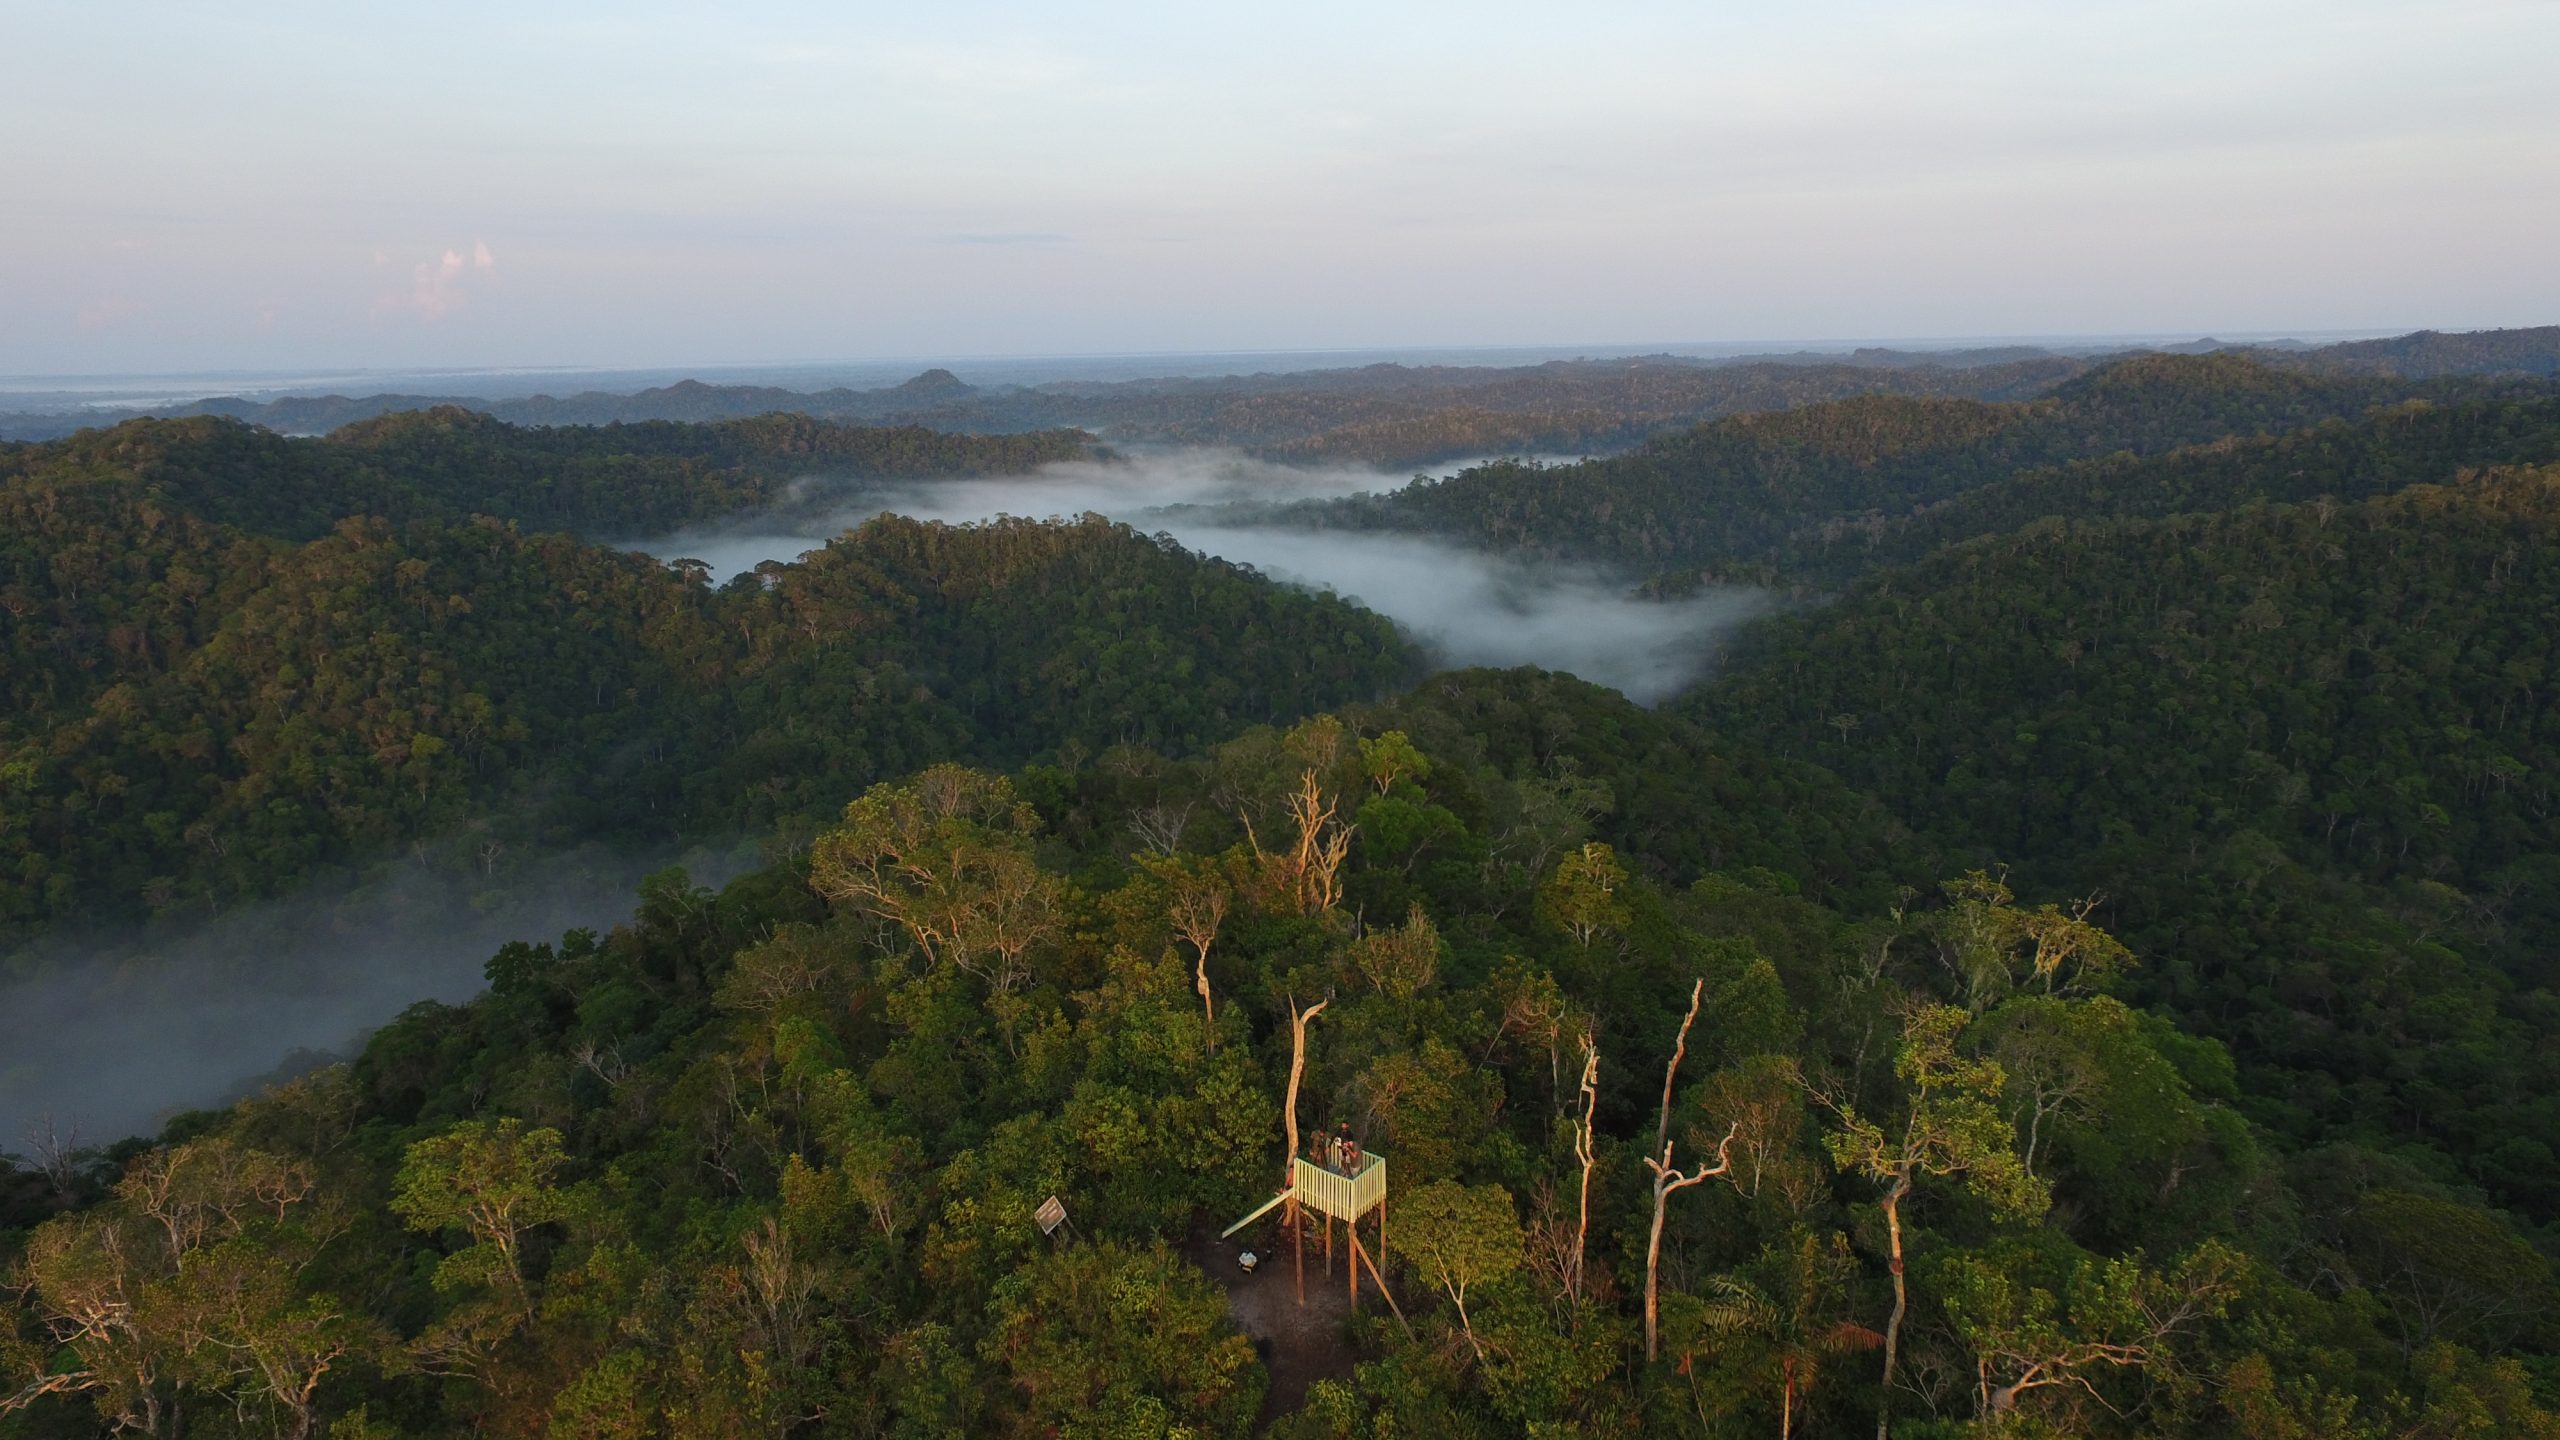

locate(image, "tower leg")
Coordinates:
1291 1197 1304 1308
1348 1212 1359 1313
1349 1231 1407 1329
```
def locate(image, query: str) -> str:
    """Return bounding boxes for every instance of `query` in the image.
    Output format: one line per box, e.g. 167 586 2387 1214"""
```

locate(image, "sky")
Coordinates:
5 0 2557 374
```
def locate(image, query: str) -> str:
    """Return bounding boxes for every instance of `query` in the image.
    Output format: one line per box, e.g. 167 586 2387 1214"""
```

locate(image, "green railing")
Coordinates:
1292 1151 1385 1222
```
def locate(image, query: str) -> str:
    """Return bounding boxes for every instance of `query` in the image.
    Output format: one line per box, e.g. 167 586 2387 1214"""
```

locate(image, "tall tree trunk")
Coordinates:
1195 957 1215 1053
1875 1176 1910 1440
1284 996 1328 1189
1644 981 1713 1363
1658 980 1703 1156
1645 1170 1675 1360
1453 1290 1486 1365
1570 1036 1598 1304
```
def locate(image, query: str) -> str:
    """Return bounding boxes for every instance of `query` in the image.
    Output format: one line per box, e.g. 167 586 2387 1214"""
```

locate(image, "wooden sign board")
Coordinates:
1034 1195 1068 1235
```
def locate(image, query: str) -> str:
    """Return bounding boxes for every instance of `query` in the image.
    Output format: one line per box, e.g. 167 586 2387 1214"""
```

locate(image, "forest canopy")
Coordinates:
0 417 1408 947
7 706 2553 1438
9 342 2560 1437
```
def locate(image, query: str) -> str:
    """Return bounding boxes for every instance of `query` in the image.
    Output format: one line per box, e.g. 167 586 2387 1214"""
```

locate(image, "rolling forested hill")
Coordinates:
7 692 2554 1438
2266 324 2560 379
1289 353 2558 578
9 363 2560 1439
0 409 1096 541
1776 391 2560 581
1694 466 2560 1220
0 418 1408 947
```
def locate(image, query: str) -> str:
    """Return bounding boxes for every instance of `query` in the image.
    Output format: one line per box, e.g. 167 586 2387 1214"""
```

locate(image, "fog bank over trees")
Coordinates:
0 842 749 1145
633 450 1774 704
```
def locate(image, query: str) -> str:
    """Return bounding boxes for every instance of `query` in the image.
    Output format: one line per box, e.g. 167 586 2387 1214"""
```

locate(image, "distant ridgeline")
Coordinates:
0 353 2088 468
9 324 2553 470
0 407 1097 540
2271 324 2560 378
1285 350 2560 582
0 414 1412 947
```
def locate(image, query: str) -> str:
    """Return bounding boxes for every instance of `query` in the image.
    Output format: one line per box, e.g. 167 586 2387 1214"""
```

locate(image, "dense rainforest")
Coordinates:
5 697 2553 1438
1293 353 2560 580
1772 391 2560 582
1695 467 2560 1221
2266 327 2560 380
0 409 1096 542
8 330 2560 1436
0 416 1406 945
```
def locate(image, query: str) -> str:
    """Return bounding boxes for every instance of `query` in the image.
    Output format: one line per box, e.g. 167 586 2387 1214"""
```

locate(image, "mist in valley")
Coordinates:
0 841 750 1149
637 450 1774 705
2 451 1772 1153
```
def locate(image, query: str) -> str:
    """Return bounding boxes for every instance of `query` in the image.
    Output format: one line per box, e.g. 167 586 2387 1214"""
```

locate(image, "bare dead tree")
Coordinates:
1164 867 1232 1052
21 1114 86 1198
1242 770 1355 916
1568 1032 1600 1305
1283 994 1332 1188
572 1038 632 1091
1128 802 1192 856
1657 982 1702 1159
1642 980 1742 1362
1289 768 1356 914
1284 993 1332 1307
117 1138 319 1268
1647 1122 1740 1363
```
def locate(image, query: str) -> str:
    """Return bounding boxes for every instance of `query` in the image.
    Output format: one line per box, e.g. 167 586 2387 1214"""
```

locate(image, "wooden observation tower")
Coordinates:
1221 995 1397 1313
1224 1147 1390 1311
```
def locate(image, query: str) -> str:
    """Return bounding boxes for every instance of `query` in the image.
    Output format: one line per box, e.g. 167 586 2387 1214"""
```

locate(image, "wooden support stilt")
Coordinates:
1348 1211 1358 1312
1347 1230 1408 1331
1290 1196 1304 1307
1325 1209 1334 1275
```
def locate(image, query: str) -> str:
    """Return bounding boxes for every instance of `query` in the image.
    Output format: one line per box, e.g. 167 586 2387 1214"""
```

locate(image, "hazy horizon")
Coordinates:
8 2 2555 375
0 324 2446 411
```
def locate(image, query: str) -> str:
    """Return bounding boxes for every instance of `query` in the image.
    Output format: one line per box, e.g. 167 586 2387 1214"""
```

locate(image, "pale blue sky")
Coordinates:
6 0 2556 373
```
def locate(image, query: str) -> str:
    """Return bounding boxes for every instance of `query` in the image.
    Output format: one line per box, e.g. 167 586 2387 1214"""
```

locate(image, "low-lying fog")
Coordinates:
638 452 1773 705
3 454 1765 1150
0 843 747 1148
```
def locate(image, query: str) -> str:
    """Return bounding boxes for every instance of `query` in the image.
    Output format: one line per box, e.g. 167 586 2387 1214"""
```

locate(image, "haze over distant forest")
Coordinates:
10 4 2558 372
8 3 2560 1438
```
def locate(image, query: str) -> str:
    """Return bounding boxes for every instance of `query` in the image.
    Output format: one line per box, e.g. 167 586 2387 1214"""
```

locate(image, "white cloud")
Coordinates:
374 240 497 321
